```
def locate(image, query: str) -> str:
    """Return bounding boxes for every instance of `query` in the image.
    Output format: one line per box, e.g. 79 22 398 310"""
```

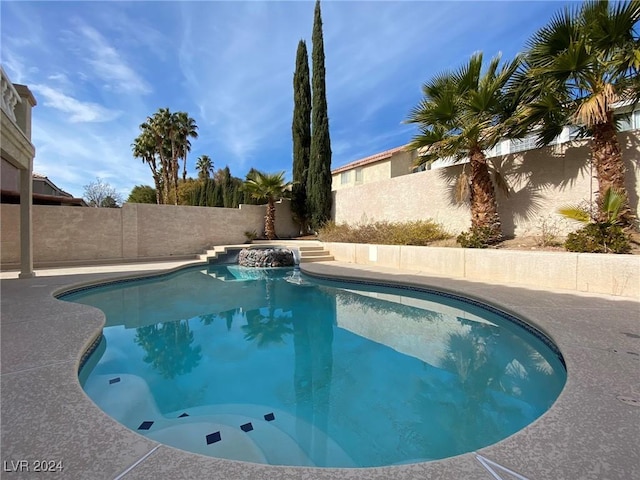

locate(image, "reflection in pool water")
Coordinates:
64 265 566 467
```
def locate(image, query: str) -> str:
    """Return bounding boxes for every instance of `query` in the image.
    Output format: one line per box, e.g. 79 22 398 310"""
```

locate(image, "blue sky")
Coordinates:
1 0 575 200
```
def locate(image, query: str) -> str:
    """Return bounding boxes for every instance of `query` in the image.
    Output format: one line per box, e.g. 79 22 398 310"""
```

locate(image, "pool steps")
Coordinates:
297 245 335 263
86 373 354 467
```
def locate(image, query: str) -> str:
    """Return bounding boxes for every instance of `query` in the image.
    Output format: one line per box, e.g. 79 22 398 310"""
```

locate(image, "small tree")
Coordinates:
243 171 290 240
101 196 119 208
127 185 157 204
406 52 520 245
83 178 123 207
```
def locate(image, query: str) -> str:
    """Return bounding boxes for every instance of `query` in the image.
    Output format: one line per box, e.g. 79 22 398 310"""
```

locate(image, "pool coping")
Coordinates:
1 259 639 479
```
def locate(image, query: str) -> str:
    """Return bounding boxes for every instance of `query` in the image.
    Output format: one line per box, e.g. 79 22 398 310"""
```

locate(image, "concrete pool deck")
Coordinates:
1 259 639 479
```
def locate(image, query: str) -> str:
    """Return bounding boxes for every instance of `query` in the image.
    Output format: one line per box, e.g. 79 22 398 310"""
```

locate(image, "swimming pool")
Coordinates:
62 264 566 468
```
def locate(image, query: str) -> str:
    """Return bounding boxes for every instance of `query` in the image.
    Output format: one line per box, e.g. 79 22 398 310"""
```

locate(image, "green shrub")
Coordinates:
456 226 499 248
317 220 451 246
564 223 630 254
559 188 631 254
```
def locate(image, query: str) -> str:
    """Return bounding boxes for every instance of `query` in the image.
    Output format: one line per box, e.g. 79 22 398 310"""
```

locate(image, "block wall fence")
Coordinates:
1 200 298 267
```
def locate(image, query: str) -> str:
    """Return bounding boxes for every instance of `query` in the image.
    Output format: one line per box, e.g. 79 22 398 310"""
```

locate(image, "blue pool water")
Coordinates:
63 265 566 468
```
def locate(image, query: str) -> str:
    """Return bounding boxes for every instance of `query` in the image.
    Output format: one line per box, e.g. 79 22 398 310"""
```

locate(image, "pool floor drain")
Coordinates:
616 395 640 407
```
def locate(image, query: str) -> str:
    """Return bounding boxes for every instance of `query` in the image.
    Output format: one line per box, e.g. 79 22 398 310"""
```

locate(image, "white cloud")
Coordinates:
75 22 152 95
46 72 72 88
32 118 150 198
1 49 28 84
31 85 121 123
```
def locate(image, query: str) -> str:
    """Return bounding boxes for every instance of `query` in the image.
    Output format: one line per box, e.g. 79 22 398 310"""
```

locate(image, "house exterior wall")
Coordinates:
389 149 416 178
332 131 640 237
1 200 298 267
32 179 59 196
332 160 390 191
331 149 418 191
1 158 19 191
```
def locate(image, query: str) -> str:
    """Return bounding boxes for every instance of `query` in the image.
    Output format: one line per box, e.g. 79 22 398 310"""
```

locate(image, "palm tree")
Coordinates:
142 108 173 204
175 111 199 181
196 155 214 180
406 52 520 243
132 130 163 204
516 0 640 227
133 109 198 205
243 171 290 240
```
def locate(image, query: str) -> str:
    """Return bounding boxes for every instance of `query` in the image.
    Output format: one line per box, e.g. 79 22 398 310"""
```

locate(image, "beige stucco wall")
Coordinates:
333 132 640 237
389 149 416 178
1 200 298 267
1 110 35 171
332 149 418 191
1 159 20 191
332 159 391 191
333 163 471 232
323 241 640 298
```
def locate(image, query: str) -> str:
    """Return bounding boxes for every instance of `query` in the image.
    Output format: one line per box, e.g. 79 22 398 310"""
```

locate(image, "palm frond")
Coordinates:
558 206 590 223
574 82 618 125
243 171 289 202
489 159 511 198
526 6 579 64
454 168 470 204
601 186 626 224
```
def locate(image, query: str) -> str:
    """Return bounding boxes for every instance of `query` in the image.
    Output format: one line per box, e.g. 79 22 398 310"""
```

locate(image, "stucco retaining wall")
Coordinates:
1 200 298 267
323 242 640 298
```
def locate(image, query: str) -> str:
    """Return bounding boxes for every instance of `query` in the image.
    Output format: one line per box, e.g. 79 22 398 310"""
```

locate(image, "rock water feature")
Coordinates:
238 247 295 268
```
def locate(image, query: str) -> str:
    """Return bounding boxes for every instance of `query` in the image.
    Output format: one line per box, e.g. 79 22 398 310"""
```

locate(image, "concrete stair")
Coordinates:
198 242 334 264
198 245 240 262
297 245 334 263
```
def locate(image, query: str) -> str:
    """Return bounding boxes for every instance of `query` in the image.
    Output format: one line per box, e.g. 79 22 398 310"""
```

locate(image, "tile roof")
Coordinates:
331 145 408 174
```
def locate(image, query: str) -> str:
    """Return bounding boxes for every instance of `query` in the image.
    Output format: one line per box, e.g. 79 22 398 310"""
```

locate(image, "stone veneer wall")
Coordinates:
323 241 640 298
1 200 298 267
333 132 640 237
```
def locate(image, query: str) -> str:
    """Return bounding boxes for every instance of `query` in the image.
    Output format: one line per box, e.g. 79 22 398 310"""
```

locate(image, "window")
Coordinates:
355 168 363 183
340 171 351 185
615 109 640 132
617 114 633 132
485 142 502 157
568 125 581 140
510 134 539 153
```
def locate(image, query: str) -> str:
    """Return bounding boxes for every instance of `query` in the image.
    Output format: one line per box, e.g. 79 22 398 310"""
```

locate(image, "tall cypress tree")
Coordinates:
307 0 332 230
292 39 311 234
222 166 235 207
